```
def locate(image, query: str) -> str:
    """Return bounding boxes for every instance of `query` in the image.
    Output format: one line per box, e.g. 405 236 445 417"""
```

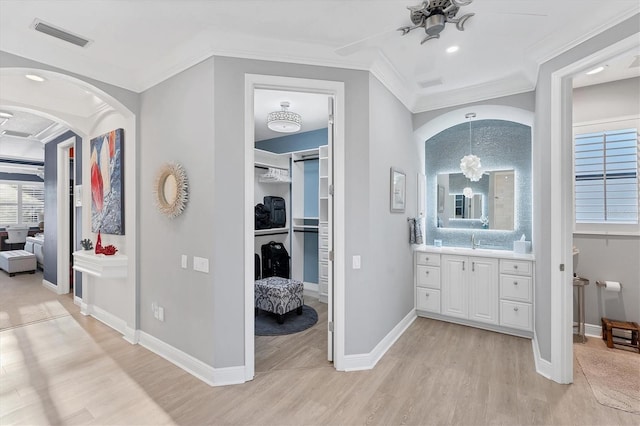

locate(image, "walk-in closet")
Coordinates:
252 88 332 371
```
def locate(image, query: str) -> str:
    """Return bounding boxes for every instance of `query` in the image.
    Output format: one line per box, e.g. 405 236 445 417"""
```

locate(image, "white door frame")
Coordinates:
244 74 346 381
56 136 75 295
548 34 639 384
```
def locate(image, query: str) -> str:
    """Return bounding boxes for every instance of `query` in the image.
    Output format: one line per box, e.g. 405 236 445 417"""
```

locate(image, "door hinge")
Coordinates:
329 184 334 196
559 264 565 271
329 250 334 261
328 321 334 332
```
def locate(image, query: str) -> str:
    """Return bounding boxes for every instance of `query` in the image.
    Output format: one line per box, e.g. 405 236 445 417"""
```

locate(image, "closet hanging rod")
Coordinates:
254 164 288 171
293 157 319 163
255 231 289 236
293 229 319 233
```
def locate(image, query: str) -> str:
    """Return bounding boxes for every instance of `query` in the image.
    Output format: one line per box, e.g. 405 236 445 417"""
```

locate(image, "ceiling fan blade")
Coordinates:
335 29 397 56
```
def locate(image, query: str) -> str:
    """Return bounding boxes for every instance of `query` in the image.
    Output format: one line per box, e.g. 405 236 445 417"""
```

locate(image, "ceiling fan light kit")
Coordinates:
399 0 475 44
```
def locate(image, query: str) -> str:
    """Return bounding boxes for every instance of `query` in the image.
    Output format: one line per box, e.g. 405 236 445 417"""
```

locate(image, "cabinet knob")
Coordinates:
425 270 429 275
425 257 429 262
513 281 518 286
513 265 519 269
425 293 430 297
513 307 519 312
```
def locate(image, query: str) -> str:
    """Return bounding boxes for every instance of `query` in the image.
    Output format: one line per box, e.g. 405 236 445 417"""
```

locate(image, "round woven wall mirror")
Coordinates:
154 162 189 218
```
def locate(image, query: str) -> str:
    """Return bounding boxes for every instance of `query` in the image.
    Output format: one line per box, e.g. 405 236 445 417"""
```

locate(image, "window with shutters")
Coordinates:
0 181 45 226
573 119 639 234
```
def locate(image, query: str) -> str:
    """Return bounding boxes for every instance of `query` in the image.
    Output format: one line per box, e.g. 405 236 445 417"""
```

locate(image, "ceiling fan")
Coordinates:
398 0 474 44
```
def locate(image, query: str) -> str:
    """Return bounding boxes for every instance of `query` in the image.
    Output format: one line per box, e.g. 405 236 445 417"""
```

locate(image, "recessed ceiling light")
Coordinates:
25 74 46 82
0 111 13 118
585 66 605 75
446 45 459 53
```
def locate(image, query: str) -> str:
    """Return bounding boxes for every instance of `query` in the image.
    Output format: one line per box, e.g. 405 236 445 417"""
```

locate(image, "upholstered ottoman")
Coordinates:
0 250 37 276
255 277 304 324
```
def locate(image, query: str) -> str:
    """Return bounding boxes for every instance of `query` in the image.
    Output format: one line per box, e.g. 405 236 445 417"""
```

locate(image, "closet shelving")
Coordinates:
318 145 329 303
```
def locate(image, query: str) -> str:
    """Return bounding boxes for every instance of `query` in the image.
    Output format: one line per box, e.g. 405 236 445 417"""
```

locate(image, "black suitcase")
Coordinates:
255 253 261 280
261 241 290 278
255 203 271 229
264 196 286 228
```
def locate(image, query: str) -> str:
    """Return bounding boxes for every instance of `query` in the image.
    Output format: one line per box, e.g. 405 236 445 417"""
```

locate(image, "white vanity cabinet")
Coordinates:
415 252 441 313
441 255 498 325
415 247 534 338
499 259 533 331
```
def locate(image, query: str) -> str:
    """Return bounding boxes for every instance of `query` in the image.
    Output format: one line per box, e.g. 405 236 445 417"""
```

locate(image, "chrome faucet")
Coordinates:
471 234 480 249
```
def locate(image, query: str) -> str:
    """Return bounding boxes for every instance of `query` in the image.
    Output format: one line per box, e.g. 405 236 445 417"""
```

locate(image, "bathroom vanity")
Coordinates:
415 245 535 338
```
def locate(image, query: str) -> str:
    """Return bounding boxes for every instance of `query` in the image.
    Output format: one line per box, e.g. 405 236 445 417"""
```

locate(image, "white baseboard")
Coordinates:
123 327 139 344
585 323 602 338
303 282 319 300
341 309 417 372
90 304 128 336
532 333 552 380
138 331 245 387
73 295 82 307
42 279 61 294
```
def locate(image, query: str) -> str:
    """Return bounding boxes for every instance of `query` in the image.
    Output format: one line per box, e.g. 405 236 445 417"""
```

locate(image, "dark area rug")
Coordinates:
255 305 318 336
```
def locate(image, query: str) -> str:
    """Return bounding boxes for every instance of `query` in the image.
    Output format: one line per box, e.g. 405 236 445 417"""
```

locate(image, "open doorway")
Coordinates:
252 89 332 372
244 75 346 380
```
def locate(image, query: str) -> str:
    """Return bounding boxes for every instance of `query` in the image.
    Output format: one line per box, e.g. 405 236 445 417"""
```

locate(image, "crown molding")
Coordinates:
369 51 415 112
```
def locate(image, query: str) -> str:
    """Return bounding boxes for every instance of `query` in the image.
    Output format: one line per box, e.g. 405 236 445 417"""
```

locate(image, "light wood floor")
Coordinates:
1 273 638 425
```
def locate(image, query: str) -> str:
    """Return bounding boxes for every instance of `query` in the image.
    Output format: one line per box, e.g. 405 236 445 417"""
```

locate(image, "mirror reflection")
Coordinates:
437 170 515 230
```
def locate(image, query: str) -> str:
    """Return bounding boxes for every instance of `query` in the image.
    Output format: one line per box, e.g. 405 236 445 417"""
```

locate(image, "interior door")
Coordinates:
326 96 334 362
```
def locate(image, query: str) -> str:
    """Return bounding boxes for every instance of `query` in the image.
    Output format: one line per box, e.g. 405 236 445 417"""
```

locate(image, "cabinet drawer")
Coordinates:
500 274 532 303
416 252 441 267
416 265 441 289
500 300 532 331
500 260 532 276
417 288 441 313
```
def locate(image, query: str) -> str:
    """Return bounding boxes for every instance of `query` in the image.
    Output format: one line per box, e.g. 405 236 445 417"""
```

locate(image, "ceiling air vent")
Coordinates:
1 130 33 138
32 19 92 48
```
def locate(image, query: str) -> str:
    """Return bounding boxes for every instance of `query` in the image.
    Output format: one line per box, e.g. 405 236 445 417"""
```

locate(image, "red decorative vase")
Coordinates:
95 230 103 254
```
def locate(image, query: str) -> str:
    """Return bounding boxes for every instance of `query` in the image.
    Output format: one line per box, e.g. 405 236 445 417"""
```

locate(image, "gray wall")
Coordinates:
43 131 79 285
359 75 417 353
211 55 374 364
424 120 532 249
573 77 640 123
572 77 640 326
534 14 640 361
139 58 217 366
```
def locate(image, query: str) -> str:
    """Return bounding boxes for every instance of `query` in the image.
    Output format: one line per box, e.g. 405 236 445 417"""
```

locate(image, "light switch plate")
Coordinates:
193 256 209 273
352 255 361 270
181 255 188 269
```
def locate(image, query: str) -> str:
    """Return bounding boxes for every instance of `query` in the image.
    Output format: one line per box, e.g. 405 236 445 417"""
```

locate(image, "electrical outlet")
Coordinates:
158 306 164 322
352 255 361 270
193 256 209 273
151 302 158 319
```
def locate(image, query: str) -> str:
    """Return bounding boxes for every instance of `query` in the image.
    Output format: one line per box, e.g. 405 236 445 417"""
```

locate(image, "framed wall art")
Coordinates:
390 167 406 213
90 128 124 235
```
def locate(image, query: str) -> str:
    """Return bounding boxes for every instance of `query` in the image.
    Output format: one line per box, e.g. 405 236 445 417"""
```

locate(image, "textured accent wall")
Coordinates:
425 119 532 250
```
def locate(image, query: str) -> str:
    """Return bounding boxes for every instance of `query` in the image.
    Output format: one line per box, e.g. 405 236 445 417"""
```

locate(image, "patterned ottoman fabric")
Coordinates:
255 277 304 316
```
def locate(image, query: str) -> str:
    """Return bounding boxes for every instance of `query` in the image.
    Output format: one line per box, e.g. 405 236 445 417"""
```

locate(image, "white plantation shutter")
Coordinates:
21 184 45 224
574 128 638 224
0 183 19 224
0 181 44 225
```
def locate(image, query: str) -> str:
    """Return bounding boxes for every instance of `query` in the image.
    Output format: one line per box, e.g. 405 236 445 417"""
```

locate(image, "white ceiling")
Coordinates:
1 0 639 113
0 0 638 156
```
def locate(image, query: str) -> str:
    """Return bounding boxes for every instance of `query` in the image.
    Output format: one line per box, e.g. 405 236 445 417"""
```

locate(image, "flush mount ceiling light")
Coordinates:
25 74 46 82
459 112 483 181
267 101 302 133
586 66 606 75
398 0 474 44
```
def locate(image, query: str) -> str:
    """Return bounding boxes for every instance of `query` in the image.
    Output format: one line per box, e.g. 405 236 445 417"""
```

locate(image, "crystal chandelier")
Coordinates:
459 112 482 181
267 101 302 133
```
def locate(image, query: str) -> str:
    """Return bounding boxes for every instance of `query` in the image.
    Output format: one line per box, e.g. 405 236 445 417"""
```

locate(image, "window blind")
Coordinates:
574 128 638 224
